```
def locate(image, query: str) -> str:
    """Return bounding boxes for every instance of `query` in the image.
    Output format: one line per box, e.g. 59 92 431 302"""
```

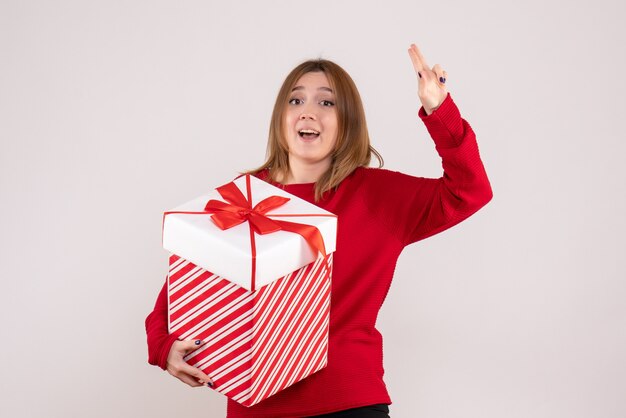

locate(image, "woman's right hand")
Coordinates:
408 43 449 115
166 339 214 387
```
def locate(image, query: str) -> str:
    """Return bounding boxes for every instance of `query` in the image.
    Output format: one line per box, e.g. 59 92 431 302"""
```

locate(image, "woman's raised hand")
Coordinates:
408 43 448 115
166 339 214 388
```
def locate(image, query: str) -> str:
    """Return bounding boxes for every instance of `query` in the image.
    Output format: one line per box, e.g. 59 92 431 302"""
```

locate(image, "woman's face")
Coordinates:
283 71 338 170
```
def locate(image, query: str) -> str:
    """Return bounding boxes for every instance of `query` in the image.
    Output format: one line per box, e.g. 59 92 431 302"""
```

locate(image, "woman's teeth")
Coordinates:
299 129 320 138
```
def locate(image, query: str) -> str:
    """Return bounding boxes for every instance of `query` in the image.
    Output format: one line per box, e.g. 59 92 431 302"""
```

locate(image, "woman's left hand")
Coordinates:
408 43 448 115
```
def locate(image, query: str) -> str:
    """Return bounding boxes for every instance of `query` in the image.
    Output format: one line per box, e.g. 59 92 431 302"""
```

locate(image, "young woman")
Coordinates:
146 43 493 418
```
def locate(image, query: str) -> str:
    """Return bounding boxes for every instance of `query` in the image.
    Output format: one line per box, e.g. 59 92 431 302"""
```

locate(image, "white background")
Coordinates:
1 1 624 417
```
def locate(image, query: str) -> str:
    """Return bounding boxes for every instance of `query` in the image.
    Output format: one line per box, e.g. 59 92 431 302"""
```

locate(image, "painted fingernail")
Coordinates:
207 382 214 388
195 339 202 345
439 77 446 83
418 72 422 78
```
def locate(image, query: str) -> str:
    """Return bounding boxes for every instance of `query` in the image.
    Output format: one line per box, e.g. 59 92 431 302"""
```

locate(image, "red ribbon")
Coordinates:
204 182 288 233
164 175 330 291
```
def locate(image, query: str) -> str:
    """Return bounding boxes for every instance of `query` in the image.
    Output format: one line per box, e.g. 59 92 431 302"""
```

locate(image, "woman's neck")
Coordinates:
280 158 330 185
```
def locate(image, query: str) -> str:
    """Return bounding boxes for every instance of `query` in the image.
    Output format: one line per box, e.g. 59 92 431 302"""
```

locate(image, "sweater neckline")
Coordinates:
269 181 316 198
258 169 315 189
256 167 363 195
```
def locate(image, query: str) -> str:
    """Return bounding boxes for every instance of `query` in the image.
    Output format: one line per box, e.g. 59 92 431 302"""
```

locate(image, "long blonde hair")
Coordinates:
246 59 383 201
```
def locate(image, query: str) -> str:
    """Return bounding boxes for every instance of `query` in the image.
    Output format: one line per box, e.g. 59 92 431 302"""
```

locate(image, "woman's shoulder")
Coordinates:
346 166 433 201
351 166 419 184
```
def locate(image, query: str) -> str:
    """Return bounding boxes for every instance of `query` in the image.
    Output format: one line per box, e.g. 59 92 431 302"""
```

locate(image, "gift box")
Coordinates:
162 174 337 406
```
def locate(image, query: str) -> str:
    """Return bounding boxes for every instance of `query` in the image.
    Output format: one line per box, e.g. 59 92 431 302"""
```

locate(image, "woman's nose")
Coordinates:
299 112 316 120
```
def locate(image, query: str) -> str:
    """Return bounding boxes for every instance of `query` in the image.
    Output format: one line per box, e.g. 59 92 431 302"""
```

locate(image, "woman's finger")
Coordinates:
167 362 213 387
180 362 214 386
432 64 446 84
408 45 424 74
411 44 430 72
176 373 204 388
180 339 204 355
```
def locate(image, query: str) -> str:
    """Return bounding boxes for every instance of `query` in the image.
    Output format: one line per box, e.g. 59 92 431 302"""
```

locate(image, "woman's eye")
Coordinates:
288 98 334 107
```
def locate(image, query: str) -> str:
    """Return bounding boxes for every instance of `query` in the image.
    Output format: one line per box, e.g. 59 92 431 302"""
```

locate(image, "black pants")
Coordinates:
307 404 390 418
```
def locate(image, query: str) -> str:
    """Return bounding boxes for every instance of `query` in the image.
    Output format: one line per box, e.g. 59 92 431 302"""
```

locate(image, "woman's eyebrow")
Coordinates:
291 86 334 93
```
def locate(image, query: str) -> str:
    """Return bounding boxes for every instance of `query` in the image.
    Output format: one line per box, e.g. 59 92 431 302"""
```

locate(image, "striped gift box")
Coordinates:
167 252 332 407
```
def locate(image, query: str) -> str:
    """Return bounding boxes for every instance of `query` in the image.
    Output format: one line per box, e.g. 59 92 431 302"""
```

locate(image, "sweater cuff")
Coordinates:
418 92 465 148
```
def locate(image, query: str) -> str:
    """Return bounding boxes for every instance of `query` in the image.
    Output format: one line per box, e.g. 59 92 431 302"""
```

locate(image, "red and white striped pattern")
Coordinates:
167 253 332 407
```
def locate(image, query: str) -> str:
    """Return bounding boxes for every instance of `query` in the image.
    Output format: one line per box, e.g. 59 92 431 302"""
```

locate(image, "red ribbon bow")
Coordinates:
204 182 290 234
206 175 326 249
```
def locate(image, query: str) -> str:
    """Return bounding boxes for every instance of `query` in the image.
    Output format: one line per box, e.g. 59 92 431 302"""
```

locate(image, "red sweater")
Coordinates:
145 93 493 417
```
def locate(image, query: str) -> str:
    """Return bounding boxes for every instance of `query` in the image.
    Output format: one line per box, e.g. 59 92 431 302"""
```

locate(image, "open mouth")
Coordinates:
298 129 320 139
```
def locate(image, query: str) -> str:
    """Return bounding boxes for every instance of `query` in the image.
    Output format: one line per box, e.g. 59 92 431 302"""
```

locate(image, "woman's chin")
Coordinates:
288 152 332 166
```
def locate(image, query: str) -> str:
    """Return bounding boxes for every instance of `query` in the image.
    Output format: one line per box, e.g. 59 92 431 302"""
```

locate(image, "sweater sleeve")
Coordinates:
361 92 493 246
145 278 179 370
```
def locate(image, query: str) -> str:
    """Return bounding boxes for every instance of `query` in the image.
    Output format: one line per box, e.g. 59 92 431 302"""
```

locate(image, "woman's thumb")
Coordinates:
180 339 204 354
